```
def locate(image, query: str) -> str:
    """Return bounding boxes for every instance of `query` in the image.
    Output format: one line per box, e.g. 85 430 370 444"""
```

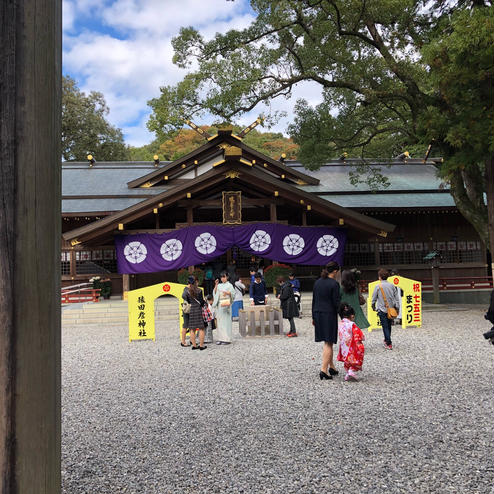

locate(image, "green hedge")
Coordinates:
177 267 204 285
263 263 292 288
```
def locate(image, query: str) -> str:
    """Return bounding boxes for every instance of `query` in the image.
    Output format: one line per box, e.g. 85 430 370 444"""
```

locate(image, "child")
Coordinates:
337 303 365 382
204 294 215 344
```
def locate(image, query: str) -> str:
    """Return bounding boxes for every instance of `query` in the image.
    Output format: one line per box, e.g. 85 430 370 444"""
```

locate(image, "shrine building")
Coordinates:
62 125 489 297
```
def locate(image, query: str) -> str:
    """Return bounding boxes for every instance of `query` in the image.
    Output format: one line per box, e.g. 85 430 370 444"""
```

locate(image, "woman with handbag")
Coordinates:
213 271 235 345
184 276 207 350
371 268 400 350
340 269 370 330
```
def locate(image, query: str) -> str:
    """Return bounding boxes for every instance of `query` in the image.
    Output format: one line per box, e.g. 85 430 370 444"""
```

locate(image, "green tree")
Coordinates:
62 75 129 161
147 0 494 261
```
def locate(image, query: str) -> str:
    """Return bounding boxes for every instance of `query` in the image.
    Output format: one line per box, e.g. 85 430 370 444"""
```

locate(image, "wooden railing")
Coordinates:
61 283 101 304
359 277 493 293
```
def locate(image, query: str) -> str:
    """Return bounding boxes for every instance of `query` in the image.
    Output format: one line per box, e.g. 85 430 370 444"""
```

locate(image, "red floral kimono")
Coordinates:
337 318 365 372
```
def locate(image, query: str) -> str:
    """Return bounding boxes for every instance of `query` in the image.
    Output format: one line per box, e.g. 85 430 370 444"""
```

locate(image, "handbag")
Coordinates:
379 282 398 319
182 300 191 314
220 298 231 307
202 306 213 323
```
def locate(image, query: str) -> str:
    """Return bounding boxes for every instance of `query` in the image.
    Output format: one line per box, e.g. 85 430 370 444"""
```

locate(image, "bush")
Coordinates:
90 276 112 299
263 263 292 288
177 267 204 285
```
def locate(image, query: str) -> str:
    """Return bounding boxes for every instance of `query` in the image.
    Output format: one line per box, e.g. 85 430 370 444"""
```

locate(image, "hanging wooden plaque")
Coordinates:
222 191 242 224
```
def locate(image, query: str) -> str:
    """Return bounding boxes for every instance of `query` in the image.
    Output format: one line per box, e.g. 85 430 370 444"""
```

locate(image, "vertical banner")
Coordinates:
128 282 195 342
366 276 422 331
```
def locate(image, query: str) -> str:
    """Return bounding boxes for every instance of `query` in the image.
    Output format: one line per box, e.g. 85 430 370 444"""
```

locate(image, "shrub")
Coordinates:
263 263 292 288
177 267 204 285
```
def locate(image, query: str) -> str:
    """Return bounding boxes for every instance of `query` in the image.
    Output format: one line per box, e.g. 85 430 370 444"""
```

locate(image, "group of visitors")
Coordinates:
181 265 305 347
313 262 399 382
181 271 236 349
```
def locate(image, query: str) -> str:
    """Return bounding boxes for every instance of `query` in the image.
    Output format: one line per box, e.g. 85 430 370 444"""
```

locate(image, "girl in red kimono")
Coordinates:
337 303 365 381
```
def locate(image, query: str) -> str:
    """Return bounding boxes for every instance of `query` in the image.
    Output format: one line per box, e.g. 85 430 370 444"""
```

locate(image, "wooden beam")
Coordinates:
187 207 194 225
0 0 61 491
302 210 307 226
270 203 277 222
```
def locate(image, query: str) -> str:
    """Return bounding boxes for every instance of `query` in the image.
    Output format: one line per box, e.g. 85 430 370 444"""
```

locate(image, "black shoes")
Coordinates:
328 367 339 376
319 371 332 380
191 345 199 350
180 343 190 347
199 346 207 351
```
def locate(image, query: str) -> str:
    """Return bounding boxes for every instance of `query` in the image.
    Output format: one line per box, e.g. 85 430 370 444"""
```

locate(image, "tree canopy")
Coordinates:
62 75 129 161
147 0 494 255
129 126 298 161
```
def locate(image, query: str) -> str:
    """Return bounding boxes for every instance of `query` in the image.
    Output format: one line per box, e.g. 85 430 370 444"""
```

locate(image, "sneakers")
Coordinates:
287 332 298 338
345 374 358 382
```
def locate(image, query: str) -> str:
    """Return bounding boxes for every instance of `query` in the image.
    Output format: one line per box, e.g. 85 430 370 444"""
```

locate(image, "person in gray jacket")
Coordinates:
371 268 400 350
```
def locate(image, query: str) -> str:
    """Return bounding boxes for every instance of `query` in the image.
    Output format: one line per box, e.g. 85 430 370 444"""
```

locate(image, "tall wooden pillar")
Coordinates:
270 203 277 222
0 1 61 492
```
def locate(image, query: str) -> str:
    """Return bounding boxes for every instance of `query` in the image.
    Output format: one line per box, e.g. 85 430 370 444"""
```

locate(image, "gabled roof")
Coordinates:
126 129 319 188
63 161 395 245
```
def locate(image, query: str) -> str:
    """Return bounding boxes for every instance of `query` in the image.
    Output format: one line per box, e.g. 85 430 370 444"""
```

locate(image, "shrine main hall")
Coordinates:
61 126 489 297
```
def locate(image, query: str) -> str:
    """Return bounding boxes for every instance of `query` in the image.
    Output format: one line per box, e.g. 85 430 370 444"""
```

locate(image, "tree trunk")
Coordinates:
448 166 489 248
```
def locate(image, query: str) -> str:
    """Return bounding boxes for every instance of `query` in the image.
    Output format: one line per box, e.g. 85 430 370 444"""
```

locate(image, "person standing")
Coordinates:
371 268 400 350
213 271 235 344
232 277 246 320
249 272 268 305
184 276 207 350
277 276 299 337
288 272 302 316
312 261 341 380
204 264 214 296
337 303 365 382
340 269 370 330
180 277 194 347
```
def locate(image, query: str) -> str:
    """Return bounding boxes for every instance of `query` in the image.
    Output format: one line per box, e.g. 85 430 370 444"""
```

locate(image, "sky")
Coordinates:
62 0 323 147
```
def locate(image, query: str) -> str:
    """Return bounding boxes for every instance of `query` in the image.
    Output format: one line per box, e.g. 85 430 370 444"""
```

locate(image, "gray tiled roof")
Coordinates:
62 159 452 214
322 192 455 209
288 162 445 193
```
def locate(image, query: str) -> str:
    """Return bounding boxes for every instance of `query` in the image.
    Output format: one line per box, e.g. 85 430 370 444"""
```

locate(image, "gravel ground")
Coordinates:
62 308 494 494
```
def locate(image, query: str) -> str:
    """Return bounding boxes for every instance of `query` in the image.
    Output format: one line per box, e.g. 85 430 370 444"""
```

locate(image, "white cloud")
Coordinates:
62 0 76 31
62 0 319 147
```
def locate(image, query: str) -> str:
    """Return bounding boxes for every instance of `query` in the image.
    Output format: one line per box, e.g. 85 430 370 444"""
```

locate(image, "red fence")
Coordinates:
359 277 493 293
61 283 101 304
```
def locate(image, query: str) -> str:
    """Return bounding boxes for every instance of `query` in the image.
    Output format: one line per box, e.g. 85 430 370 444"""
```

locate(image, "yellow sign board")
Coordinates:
127 281 193 342
366 276 422 331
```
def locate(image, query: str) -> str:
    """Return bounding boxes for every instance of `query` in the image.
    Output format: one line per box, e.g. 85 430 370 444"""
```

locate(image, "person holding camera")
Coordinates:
484 289 494 344
371 268 400 350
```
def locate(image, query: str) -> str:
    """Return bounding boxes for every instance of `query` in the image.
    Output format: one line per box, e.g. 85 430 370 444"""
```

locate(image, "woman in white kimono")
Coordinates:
213 271 235 345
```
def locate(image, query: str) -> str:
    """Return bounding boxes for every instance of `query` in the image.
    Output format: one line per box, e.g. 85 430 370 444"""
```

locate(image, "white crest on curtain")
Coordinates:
249 230 271 252
124 241 147 264
316 235 339 256
282 234 305 256
160 239 183 261
195 232 217 254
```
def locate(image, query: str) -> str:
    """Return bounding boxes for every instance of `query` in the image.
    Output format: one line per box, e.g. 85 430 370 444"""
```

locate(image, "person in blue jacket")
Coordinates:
249 272 268 305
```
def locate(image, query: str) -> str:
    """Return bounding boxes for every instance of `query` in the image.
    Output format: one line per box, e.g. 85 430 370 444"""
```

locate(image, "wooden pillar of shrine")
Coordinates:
0 0 61 492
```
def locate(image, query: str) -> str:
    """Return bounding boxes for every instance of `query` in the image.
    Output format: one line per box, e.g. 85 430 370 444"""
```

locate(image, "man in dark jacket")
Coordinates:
278 276 299 337
249 272 268 305
312 261 341 380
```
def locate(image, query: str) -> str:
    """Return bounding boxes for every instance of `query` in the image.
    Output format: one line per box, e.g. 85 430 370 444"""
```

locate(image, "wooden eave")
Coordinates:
63 162 395 245
127 130 319 189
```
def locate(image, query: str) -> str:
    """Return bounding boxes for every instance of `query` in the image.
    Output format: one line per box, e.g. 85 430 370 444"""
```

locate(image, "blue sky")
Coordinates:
63 0 322 147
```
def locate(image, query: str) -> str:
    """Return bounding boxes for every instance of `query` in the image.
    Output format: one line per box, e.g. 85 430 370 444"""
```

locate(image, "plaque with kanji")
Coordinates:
222 191 242 224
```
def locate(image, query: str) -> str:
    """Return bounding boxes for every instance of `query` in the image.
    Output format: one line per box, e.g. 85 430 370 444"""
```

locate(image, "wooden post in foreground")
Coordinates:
0 1 61 492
